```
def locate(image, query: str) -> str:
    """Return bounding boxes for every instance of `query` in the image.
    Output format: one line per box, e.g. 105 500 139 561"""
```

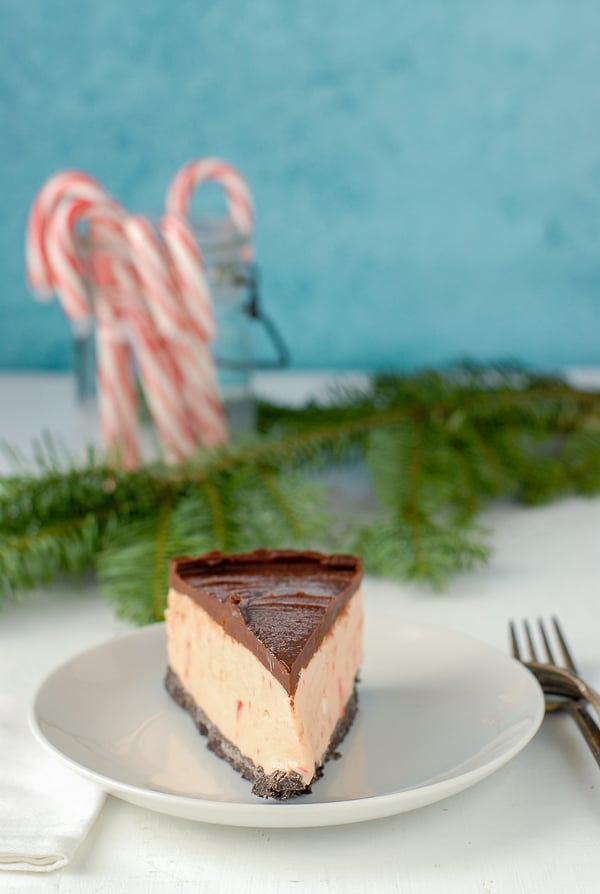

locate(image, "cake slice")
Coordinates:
164 548 363 799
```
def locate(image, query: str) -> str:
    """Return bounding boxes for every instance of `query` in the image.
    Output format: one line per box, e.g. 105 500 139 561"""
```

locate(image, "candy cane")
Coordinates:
27 167 231 463
45 196 142 466
44 196 121 334
87 210 144 469
128 317 200 462
124 212 227 448
177 336 228 448
159 214 226 445
164 157 255 446
49 203 199 462
159 213 215 342
93 213 200 462
25 170 110 298
95 234 198 463
123 214 188 338
94 297 141 469
165 157 254 250
184 341 228 447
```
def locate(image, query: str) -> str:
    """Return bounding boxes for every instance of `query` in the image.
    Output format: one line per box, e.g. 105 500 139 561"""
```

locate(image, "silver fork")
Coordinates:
510 617 600 767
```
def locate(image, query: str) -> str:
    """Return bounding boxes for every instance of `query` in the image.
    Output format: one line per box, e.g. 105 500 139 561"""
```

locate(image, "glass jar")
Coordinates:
74 216 288 448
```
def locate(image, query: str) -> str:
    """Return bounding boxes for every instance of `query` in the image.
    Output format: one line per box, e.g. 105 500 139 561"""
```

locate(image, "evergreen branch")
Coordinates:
152 499 172 622
466 421 512 498
404 414 427 577
2 366 600 620
442 432 476 522
0 512 105 597
183 408 410 480
260 470 305 539
204 480 227 550
98 493 221 624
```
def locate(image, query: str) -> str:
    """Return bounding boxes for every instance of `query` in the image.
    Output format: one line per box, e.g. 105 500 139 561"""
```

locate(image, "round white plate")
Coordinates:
30 619 544 828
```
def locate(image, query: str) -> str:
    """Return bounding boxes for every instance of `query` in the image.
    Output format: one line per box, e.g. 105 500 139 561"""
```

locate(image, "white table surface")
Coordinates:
1 371 599 894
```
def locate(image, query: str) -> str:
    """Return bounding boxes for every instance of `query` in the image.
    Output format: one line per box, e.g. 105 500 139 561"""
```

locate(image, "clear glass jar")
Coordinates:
74 217 288 445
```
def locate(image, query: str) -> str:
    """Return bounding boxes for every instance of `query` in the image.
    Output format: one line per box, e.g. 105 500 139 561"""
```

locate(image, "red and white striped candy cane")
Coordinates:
123 214 188 339
163 157 256 447
128 312 200 461
94 238 199 462
44 196 123 334
25 170 110 298
45 196 142 467
124 212 227 449
159 213 215 342
159 215 227 445
185 341 228 447
165 157 254 255
91 213 199 462
87 210 211 461
175 328 229 448
87 210 147 469
94 297 141 469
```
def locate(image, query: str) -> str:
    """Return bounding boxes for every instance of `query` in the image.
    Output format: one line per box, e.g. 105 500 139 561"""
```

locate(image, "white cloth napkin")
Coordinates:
0 693 105 872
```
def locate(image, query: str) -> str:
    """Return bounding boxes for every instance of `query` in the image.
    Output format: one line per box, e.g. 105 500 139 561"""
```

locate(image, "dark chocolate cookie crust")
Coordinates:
165 667 358 800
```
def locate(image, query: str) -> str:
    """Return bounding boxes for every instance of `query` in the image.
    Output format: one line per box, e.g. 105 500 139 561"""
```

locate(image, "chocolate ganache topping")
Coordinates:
169 549 363 694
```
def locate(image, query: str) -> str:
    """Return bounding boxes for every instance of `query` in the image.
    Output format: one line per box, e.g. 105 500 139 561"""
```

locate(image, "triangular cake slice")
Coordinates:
164 549 363 799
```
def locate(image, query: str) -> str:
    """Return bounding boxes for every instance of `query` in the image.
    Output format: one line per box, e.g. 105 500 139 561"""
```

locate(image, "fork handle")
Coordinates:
567 701 600 768
572 680 600 722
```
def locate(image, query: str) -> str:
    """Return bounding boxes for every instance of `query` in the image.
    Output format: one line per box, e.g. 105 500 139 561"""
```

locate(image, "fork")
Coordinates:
510 617 600 767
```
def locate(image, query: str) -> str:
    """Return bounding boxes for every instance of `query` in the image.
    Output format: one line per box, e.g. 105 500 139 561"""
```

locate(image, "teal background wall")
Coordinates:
2 1 600 371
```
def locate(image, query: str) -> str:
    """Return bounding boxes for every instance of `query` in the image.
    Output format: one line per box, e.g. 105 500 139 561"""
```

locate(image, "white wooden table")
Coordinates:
1 372 599 893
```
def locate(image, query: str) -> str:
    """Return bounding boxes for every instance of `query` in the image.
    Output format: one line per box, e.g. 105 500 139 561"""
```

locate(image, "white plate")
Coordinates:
30 618 544 828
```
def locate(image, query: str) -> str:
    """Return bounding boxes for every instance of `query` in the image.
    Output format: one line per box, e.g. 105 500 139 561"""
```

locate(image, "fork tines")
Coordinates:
510 616 577 672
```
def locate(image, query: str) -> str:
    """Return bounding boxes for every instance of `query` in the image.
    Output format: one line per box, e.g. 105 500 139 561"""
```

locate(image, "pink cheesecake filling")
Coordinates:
165 586 363 784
